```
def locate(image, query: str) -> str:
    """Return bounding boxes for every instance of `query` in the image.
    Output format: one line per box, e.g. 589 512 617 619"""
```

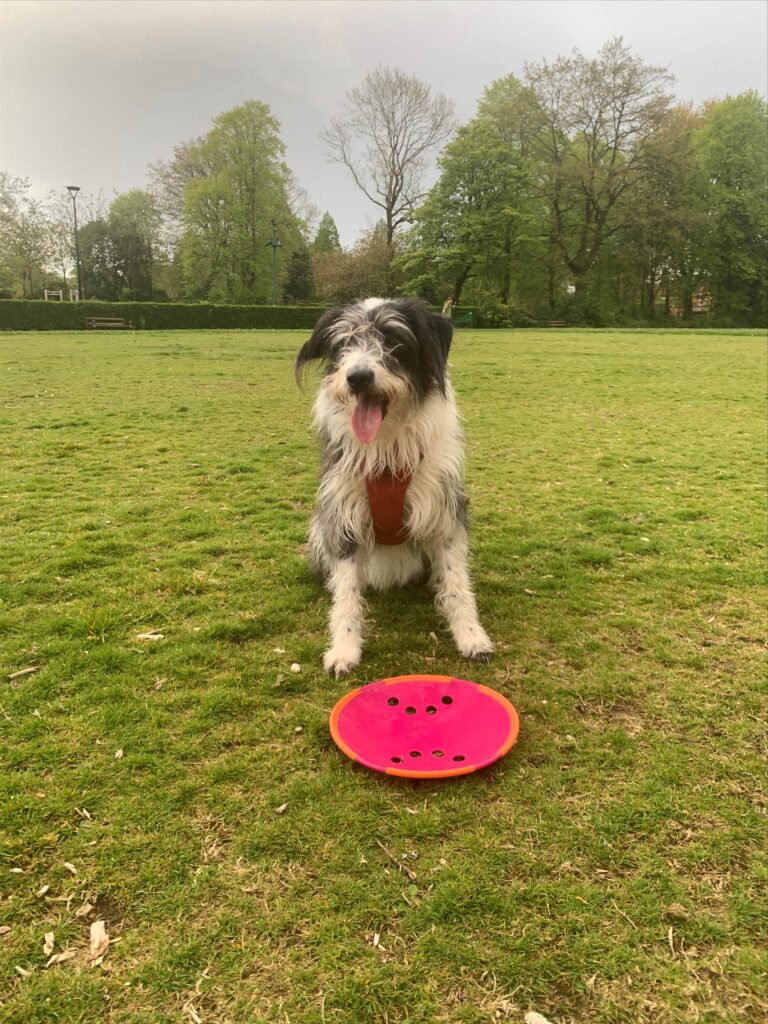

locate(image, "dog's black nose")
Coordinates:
347 368 375 393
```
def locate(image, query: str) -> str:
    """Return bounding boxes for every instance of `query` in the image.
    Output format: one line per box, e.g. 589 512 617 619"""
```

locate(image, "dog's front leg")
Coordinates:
428 533 494 662
323 551 367 677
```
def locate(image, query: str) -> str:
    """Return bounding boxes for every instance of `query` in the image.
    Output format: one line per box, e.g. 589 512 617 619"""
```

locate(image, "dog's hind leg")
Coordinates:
427 533 494 662
323 551 368 677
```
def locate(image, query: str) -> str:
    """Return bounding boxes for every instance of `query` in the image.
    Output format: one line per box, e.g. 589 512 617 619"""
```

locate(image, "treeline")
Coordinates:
1 39 765 325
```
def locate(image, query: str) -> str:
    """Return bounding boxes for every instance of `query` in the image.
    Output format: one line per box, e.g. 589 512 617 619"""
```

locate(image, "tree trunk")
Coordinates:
573 273 588 297
500 229 511 304
453 264 472 305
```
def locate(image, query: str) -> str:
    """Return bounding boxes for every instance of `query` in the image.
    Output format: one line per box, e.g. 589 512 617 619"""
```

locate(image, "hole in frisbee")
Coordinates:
387 697 399 706
391 756 402 763
441 695 453 705
409 750 422 758
452 754 465 762
426 705 437 715
405 706 417 715
432 750 444 758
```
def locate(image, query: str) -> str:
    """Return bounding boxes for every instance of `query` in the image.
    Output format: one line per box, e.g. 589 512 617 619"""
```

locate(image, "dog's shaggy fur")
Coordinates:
296 297 493 677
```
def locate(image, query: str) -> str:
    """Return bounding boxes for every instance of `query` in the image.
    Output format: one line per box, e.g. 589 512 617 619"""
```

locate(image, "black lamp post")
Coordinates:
66 186 82 301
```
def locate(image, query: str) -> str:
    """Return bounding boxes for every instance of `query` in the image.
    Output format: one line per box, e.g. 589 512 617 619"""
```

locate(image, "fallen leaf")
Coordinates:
75 901 95 918
43 931 55 956
275 803 288 814
114 749 124 760
136 631 164 641
290 663 301 673
89 919 109 963
0 926 11 936
46 949 76 967
75 807 92 820
62 862 77 875
525 1013 555 1024
293 726 303 734
10 868 23 875
372 931 381 947
183 1003 203 1024
36 885 50 897
15 966 31 978
272 647 286 653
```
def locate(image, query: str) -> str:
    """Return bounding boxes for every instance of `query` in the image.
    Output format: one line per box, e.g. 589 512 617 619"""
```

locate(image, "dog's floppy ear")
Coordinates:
392 298 453 396
295 307 344 385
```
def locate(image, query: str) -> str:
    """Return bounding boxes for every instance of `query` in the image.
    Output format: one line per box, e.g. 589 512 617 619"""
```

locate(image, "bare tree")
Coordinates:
322 66 455 245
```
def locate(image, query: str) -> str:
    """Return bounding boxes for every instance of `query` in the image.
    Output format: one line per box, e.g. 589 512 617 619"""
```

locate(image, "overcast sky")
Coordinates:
1 0 766 246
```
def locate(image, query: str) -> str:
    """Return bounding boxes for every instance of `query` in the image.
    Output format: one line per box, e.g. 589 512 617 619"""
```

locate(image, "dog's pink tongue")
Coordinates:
351 394 383 444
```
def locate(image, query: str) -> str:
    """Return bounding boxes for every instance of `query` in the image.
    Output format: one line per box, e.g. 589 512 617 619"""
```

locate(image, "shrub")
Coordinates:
475 302 541 328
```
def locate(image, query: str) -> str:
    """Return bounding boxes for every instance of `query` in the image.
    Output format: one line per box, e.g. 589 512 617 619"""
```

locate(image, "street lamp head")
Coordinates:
66 185 80 197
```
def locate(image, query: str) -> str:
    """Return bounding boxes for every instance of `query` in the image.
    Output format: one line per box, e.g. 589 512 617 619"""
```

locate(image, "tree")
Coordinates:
396 113 537 305
148 137 211 248
321 66 455 247
108 190 161 300
0 175 51 298
512 38 675 298
313 222 393 304
78 218 121 300
45 192 76 291
282 245 314 303
312 212 342 253
175 101 305 303
694 92 768 325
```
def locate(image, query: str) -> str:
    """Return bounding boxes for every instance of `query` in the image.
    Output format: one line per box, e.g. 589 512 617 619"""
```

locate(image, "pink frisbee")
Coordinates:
330 674 519 778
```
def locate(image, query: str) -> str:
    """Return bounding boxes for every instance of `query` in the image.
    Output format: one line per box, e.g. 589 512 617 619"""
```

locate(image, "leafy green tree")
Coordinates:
177 101 305 303
396 96 538 306
282 245 314 303
584 103 706 321
314 222 392 304
312 212 342 253
108 190 161 300
518 38 674 300
694 92 768 325
78 218 121 300
0 174 52 297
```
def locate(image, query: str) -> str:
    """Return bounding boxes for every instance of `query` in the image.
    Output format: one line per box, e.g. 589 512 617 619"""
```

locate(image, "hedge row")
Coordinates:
0 300 486 332
0 300 338 332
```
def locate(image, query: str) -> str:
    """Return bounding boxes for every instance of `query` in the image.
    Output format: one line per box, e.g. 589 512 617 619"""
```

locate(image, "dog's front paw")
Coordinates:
468 646 494 663
323 643 361 678
455 626 494 663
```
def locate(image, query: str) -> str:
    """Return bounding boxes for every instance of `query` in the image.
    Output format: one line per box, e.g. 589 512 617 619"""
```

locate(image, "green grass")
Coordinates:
0 328 765 1024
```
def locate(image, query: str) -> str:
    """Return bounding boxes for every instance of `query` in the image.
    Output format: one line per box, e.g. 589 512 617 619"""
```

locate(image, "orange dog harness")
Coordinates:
364 468 412 545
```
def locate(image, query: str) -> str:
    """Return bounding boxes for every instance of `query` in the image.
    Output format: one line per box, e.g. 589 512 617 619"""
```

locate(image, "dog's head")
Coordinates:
295 298 453 444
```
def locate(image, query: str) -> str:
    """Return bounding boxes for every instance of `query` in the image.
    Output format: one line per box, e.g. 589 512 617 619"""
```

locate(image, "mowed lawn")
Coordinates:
0 327 765 1024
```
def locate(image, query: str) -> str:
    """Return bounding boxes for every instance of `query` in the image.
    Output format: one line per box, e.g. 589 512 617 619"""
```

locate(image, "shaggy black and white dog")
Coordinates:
295 297 493 677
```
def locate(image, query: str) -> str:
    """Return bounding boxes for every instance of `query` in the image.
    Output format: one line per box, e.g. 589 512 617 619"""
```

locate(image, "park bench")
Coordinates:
453 312 474 327
545 320 569 327
84 317 135 330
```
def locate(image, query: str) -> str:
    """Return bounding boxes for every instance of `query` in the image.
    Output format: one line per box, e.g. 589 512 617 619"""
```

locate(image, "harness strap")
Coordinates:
364 468 412 545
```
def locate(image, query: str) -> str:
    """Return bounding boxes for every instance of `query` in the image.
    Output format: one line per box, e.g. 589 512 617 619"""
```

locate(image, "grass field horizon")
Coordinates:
1 328 765 1024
